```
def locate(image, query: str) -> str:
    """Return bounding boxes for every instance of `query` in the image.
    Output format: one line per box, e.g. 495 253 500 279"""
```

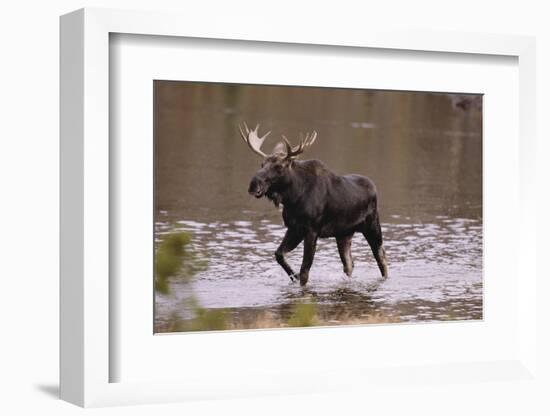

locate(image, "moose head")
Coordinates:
239 122 317 199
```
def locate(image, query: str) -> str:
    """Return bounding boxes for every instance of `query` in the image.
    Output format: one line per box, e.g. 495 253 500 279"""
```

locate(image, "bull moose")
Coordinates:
239 122 388 286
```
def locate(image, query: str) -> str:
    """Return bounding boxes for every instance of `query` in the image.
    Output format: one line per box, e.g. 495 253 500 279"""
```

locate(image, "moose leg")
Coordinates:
336 235 354 277
275 229 304 282
299 232 318 286
361 214 388 278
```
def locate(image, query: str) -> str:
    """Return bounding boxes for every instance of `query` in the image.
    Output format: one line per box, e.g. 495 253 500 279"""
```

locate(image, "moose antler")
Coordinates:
239 122 271 158
281 131 317 159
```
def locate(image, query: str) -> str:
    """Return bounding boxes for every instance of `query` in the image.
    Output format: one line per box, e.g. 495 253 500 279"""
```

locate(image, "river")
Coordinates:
153 81 483 332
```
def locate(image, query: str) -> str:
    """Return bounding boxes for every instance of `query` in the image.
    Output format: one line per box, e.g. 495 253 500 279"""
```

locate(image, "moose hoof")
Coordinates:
289 273 298 283
299 274 309 286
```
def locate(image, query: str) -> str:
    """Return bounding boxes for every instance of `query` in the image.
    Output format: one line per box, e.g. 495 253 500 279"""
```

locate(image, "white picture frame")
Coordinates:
60 7 538 408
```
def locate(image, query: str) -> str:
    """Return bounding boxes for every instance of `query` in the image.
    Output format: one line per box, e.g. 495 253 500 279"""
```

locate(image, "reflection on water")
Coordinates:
154 81 482 332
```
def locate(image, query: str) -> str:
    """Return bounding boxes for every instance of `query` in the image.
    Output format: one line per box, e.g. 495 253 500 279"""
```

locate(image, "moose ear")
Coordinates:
272 142 287 157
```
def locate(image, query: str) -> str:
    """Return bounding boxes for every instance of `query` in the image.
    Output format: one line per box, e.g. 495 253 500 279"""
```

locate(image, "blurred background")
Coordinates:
154 81 483 332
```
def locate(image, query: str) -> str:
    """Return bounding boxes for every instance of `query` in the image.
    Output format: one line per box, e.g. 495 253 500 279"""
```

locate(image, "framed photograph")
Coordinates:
60 8 538 408
152 80 483 334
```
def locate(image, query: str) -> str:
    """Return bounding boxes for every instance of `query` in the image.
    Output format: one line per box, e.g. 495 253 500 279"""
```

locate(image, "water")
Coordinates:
153 81 483 332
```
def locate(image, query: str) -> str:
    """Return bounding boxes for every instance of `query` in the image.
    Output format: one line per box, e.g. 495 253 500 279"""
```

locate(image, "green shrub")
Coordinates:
154 232 192 294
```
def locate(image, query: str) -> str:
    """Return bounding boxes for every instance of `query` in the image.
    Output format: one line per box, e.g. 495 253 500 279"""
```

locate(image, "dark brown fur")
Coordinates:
248 156 388 285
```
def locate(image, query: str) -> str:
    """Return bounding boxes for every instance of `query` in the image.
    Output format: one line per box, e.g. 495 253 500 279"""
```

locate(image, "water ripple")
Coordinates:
155 216 483 326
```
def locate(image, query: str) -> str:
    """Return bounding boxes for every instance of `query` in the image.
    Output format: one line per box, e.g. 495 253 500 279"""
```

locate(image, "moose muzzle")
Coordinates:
248 176 266 198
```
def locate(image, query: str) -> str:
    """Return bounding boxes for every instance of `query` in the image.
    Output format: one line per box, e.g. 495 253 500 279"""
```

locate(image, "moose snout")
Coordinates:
248 176 265 198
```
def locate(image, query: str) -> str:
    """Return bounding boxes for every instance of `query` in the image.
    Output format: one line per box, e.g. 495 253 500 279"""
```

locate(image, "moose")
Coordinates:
239 122 388 286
